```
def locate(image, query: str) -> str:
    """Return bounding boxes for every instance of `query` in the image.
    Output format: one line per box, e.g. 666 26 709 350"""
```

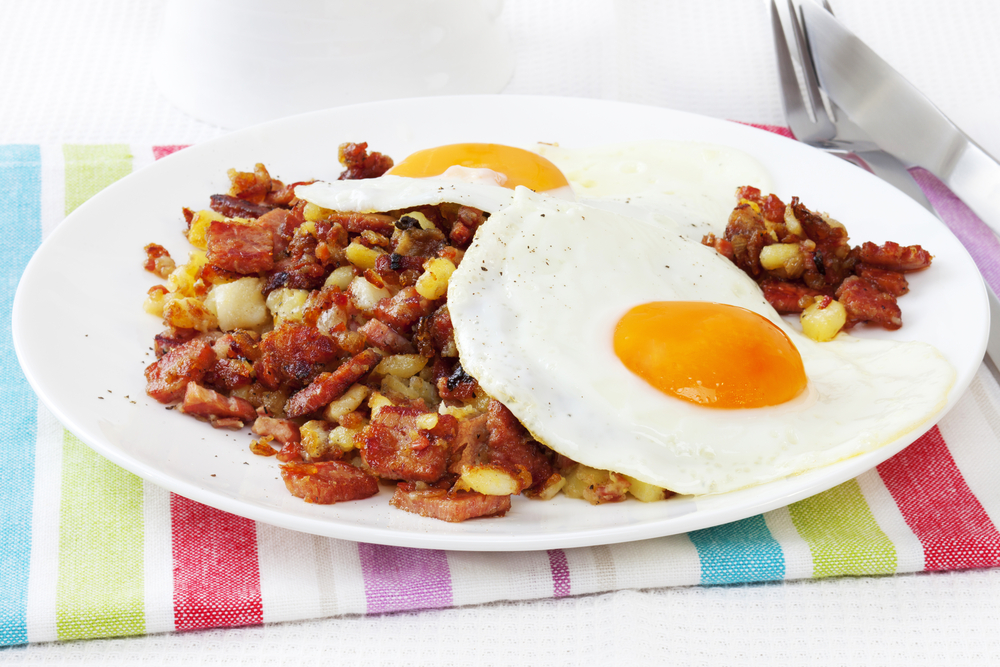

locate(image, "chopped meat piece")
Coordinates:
360 406 453 482
485 400 553 492
724 203 769 279
256 208 296 258
434 358 479 400
836 275 903 330
374 286 434 332
791 199 855 285
337 142 394 181
389 487 511 522
228 163 271 204
760 278 828 314
280 461 380 503
327 211 397 236
255 323 341 390
180 382 256 423
414 304 456 358
447 413 490 474
284 348 382 417
153 327 199 358
360 317 416 354
206 218 275 274
145 338 216 403
854 241 932 272
209 194 276 220
252 415 301 446
855 263 909 296
143 243 176 278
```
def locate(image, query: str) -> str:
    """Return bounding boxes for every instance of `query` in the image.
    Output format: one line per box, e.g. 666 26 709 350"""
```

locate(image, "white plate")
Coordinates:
12 96 988 551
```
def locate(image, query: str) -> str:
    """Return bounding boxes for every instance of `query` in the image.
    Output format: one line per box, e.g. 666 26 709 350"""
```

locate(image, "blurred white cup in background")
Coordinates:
153 0 514 129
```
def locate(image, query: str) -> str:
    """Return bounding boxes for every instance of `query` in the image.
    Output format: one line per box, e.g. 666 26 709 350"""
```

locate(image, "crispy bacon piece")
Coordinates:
283 348 382 418
791 199 855 285
143 243 175 278
153 327 199 358
280 460 380 504
255 323 341 390
253 415 303 461
759 278 828 314
854 241 932 272
360 406 455 482
836 275 903 330
374 286 434 332
326 211 397 236
434 359 479 401
256 208 296 258
180 382 256 423
392 226 447 258
145 338 216 403
446 413 490 474
337 142 394 181
701 233 735 261
360 317 416 354
206 218 275 274
855 263 909 296
209 194 276 220
389 487 511 522
485 400 553 492
724 203 769 279
228 163 271 204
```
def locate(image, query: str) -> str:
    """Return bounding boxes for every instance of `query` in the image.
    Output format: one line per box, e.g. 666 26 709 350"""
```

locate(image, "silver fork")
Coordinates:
770 0 935 213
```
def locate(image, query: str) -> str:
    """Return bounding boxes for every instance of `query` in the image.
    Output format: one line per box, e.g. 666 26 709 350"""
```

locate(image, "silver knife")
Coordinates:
801 1 1000 365
801 1 1000 236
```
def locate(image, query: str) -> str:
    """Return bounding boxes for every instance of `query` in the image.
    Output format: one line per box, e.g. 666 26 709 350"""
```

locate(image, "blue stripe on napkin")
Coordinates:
689 514 785 584
0 145 42 646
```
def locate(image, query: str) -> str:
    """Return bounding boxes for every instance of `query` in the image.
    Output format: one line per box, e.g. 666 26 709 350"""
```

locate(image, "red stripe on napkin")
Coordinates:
170 495 263 631
153 145 190 160
877 426 1000 571
733 122 795 140
547 550 571 597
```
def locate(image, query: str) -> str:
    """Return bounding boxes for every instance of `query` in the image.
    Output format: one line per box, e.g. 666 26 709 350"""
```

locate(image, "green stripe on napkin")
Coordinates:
789 479 897 577
63 144 132 215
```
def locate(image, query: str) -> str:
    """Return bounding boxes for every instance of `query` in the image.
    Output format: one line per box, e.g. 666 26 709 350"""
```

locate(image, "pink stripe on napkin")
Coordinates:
877 427 1000 571
547 550 571 597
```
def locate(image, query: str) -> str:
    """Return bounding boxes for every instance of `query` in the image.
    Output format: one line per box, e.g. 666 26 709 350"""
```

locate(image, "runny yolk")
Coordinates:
613 302 807 409
387 143 570 192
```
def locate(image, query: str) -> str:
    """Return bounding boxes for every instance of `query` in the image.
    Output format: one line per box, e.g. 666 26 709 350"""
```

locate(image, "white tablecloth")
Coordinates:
3 1 999 663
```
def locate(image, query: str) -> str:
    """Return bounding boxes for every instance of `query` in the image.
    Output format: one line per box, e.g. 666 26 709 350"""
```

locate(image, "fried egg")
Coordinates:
535 139 773 240
447 188 955 495
296 143 573 215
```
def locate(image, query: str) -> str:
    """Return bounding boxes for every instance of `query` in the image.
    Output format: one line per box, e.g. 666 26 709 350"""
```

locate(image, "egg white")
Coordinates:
447 188 956 495
295 174 516 215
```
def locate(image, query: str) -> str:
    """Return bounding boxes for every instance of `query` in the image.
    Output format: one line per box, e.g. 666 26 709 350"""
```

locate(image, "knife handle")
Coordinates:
944 141 1000 238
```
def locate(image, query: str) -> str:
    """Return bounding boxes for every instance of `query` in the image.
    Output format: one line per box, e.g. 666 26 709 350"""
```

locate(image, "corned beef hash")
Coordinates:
142 141 954 521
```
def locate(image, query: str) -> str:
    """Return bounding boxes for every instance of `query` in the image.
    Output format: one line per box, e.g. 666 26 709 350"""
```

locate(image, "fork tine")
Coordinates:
770 0 810 139
786 0 829 124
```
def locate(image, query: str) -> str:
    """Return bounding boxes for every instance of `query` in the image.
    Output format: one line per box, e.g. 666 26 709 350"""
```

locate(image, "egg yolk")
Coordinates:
613 302 807 409
387 143 570 192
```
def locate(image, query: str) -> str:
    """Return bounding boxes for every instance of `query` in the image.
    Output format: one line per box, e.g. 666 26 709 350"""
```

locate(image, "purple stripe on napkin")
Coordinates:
547 550 571 597
358 544 452 614
910 167 1000 293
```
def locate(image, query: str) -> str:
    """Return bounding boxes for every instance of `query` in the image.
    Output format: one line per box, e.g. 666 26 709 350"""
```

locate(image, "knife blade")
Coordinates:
800 2 1000 236
799 2 1000 366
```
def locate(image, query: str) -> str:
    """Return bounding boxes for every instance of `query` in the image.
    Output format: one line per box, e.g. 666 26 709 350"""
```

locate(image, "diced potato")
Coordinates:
375 354 428 378
415 257 456 300
324 265 355 290
783 204 803 236
367 391 394 418
266 287 310 326
300 420 336 460
329 424 365 452
380 375 438 406
561 464 610 501
525 473 567 501
800 296 847 342
205 276 268 331
345 241 385 270
402 211 436 230
759 243 801 271
415 413 439 430
314 305 347 334
143 285 169 317
186 209 225 250
455 465 529 496
162 296 218 332
624 475 670 502
322 384 369 423
438 401 482 420
349 275 391 312
302 202 332 223
166 251 208 297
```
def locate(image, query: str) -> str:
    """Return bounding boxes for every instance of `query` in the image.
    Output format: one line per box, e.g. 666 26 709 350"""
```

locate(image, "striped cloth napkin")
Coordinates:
3 133 1000 647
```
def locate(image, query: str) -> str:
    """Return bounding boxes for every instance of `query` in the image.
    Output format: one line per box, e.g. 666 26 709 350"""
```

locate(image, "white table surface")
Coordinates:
3 1 1000 664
